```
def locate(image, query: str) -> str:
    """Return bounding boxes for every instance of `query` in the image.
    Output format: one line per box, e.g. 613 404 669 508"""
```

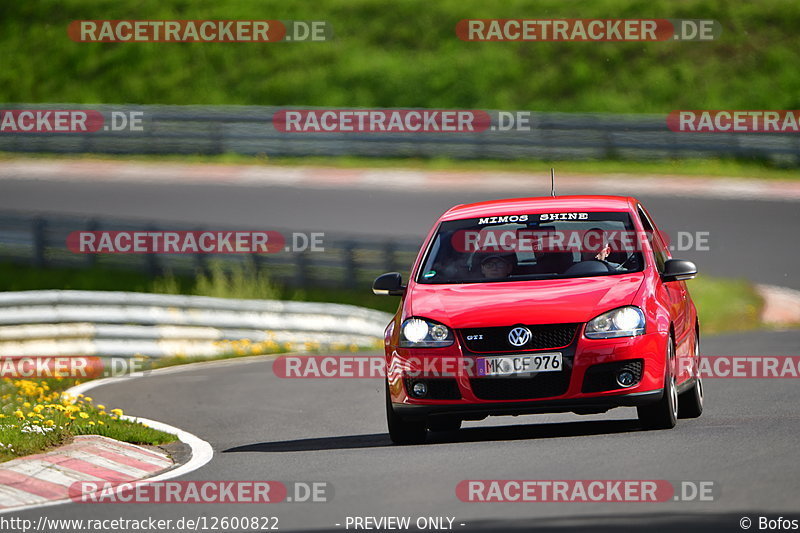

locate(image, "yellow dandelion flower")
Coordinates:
111 408 124 417
78 412 89 419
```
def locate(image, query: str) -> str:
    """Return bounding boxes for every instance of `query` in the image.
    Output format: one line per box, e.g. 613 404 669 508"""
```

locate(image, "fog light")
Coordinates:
616 370 636 388
411 381 428 398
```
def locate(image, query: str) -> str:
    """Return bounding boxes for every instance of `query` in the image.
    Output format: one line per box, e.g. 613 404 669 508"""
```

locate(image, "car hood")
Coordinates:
408 273 645 328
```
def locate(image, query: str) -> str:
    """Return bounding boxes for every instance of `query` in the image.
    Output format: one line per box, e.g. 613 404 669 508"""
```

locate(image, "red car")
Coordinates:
373 195 703 444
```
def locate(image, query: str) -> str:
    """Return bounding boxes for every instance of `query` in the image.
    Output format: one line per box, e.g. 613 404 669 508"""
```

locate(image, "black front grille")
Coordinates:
460 323 580 353
582 359 644 393
403 377 462 400
469 368 572 400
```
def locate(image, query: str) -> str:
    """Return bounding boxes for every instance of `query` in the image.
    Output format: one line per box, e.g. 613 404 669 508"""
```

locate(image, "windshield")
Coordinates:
417 211 645 284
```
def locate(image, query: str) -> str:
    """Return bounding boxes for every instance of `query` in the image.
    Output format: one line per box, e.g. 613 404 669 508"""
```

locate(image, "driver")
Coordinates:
480 253 515 279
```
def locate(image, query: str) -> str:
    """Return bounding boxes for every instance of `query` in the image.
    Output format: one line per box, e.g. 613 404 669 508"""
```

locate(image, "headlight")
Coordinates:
400 318 454 348
585 306 645 339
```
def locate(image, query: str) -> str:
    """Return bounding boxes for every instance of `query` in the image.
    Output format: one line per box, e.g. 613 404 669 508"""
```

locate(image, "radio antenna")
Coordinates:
550 168 556 197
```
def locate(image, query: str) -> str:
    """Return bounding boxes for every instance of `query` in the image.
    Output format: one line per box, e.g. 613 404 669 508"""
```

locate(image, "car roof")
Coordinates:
440 195 639 221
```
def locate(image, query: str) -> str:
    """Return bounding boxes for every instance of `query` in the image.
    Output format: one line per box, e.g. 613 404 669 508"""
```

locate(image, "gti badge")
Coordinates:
508 326 532 347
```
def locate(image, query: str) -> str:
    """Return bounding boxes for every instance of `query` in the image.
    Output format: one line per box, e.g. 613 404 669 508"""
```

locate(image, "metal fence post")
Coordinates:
32 217 47 268
604 130 616 159
144 224 160 277
212 121 224 155
343 241 357 288
252 252 263 273
85 218 99 268
383 241 396 273
193 227 207 275
294 250 309 287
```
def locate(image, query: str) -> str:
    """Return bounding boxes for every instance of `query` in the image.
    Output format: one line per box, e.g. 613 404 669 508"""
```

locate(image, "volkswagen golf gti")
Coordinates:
373 195 703 444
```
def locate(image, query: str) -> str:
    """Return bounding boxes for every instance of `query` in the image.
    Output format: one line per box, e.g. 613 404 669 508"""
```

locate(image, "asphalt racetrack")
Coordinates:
0 175 796 288
2 170 799 531
8 330 800 532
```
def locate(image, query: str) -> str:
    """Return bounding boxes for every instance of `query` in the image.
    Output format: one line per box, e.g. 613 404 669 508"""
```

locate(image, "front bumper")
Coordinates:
387 330 668 418
393 388 663 420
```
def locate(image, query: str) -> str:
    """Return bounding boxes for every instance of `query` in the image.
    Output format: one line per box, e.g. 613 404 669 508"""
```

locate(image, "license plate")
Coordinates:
476 353 563 376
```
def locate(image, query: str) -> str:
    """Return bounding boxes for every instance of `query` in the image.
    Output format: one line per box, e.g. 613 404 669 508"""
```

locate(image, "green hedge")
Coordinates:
1 0 798 111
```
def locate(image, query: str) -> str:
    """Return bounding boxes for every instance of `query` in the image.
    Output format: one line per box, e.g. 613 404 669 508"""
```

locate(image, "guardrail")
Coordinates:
1 104 798 163
0 210 421 288
0 290 393 358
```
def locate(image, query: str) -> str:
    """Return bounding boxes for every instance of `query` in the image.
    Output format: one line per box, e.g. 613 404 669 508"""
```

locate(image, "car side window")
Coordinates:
638 206 668 273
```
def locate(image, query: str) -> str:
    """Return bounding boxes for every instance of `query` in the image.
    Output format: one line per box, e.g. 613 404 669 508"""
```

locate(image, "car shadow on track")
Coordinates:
222 418 643 453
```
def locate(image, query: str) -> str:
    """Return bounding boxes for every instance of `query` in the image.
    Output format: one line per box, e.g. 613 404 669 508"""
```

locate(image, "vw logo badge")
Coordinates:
508 327 532 347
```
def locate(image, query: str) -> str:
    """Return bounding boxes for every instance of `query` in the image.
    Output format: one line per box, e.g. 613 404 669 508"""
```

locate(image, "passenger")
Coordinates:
582 227 609 262
582 227 623 270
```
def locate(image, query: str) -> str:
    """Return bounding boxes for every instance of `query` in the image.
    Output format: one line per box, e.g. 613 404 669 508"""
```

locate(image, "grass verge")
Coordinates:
687 275 763 335
0 378 175 463
0 260 400 314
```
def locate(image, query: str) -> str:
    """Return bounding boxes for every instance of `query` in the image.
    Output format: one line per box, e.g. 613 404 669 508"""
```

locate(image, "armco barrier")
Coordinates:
1 104 799 164
0 290 393 358
0 210 420 289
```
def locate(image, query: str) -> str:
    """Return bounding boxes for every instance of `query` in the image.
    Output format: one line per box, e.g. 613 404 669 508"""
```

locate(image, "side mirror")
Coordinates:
662 259 697 282
372 272 406 296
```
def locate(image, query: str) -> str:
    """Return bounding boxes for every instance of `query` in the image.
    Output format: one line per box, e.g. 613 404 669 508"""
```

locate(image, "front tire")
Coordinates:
637 336 678 430
386 381 427 445
679 334 704 419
